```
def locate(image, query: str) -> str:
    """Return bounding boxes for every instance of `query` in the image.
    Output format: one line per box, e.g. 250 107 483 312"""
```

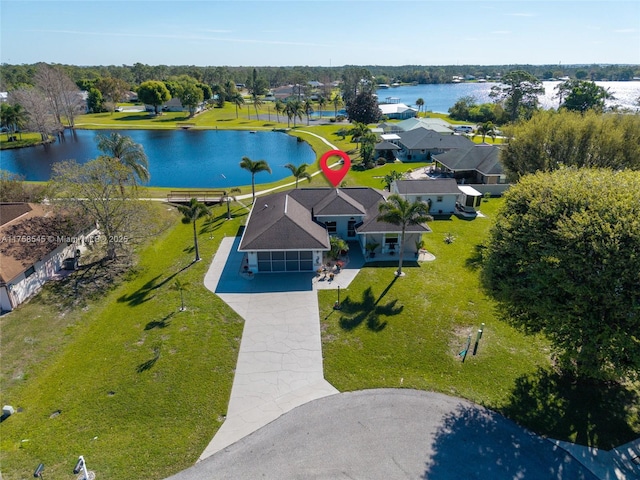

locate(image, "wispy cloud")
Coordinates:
504 12 536 17
25 29 333 48
614 28 637 34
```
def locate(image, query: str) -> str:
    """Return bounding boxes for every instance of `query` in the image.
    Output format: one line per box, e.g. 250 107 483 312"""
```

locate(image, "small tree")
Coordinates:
382 170 403 191
377 194 432 276
177 198 210 262
219 188 241 220
329 236 348 260
137 80 171 115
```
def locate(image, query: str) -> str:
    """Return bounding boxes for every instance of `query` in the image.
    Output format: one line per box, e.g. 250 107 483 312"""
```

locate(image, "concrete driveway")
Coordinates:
199 236 339 459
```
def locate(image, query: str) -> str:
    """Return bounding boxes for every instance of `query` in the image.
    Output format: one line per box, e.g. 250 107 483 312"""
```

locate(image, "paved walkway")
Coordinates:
200 236 359 459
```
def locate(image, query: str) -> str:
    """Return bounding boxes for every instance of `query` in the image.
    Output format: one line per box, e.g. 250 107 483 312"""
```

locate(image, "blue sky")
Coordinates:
1 0 639 66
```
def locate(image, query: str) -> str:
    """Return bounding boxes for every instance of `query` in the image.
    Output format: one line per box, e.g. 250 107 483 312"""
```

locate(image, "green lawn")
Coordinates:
0 203 247 479
319 199 552 407
319 199 639 449
1 120 638 479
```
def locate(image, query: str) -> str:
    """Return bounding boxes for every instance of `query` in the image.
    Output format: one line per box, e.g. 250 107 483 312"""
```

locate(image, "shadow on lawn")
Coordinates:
136 344 161 373
145 311 175 330
117 263 194 306
338 278 403 332
499 368 640 449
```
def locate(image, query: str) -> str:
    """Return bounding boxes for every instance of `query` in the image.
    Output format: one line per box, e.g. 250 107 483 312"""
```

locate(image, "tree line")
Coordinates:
2 62 638 92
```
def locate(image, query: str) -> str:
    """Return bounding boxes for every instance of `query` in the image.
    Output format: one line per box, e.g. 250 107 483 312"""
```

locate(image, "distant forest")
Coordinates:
1 63 638 91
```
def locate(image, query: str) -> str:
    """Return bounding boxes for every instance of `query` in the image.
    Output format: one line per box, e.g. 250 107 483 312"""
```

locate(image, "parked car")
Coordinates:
453 126 473 134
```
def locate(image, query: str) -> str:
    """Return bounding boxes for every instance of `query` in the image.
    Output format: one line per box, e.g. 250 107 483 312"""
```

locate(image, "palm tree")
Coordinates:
303 99 313 125
230 92 244 119
285 100 304 127
349 122 370 150
177 198 210 262
377 194 432 277
382 170 403 191
416 98 425 116
252 93 263 120
275 99 284 123
316 96 327 119
239 156 272 203
219 187 241 220
474 122 497 143
284 162 312 188
172 279 189 311
96 132 150 185
332 93 343 118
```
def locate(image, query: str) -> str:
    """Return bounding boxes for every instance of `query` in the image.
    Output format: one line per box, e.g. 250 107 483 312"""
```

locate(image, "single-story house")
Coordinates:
392 179 484 216
271 85 305 102
432 144 507 185
0 203 90 312
159 97 206 114
378 103 418 120
392 179 462 216
396 128 474 162
238 187 431 272
379 118 454 134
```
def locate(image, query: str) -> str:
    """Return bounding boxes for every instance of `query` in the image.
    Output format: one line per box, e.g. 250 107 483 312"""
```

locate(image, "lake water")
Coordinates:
0 129 316 188
2 81 638 187
377 81 640 113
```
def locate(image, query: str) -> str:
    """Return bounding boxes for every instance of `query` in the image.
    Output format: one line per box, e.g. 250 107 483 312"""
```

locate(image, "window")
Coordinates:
385 234 398 244
324 221 337 234
24 266 36 278
436 196 443 202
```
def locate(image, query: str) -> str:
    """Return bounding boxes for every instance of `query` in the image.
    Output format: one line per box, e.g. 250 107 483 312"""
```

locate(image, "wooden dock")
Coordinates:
166 190 227 204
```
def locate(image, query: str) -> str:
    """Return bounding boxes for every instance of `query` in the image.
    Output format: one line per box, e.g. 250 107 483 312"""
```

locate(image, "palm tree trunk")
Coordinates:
396 228 406 276
251 177 256 203
193 221 201 262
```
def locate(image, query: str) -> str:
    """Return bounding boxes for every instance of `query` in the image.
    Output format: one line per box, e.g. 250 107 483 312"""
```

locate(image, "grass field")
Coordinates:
0 203 247 479
1 116 637 479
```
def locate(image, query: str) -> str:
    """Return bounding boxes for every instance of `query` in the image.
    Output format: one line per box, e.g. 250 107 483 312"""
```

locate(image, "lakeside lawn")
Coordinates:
1 121 637 478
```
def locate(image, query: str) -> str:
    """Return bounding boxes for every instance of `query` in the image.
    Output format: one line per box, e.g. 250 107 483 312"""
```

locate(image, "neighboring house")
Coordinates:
395 128 474 161
0 203 90 312
272 85 305 102
432 144 507 185
392 179 461 216
392 117 454 134
379 103 418 120
238 187 431 272
159 97 206 114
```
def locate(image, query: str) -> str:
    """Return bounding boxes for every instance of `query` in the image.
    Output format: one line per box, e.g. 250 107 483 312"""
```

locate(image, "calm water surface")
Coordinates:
0 129 316 188
377 81 640 113
2 82 638 187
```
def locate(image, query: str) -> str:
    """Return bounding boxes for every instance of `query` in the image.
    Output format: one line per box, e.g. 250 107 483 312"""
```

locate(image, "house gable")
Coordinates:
238 192 329 251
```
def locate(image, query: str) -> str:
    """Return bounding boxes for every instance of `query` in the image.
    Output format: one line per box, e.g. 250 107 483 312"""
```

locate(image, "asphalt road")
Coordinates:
167 389 596 480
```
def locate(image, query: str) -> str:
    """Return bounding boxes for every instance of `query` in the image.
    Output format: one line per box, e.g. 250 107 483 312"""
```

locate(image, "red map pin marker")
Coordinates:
319 150 351 188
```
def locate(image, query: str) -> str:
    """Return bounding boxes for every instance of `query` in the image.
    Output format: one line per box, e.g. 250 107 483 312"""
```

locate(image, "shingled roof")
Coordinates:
238 191 330 251
394 178 461 195
397 128 474 150
433 144 504 176
0 203 86 283
238 188 431 251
